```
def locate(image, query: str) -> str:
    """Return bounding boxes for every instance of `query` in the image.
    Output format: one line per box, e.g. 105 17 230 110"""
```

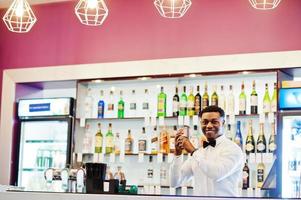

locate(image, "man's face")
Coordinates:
201 112 224 141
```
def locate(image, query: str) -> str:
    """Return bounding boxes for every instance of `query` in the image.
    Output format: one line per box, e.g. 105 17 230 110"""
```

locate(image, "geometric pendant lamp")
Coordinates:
154 0 192 18
249 0 282 10
2 0 37 33
75 0 108 26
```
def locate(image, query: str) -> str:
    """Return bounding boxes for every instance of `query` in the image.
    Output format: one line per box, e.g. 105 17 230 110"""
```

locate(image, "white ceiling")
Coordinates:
0 0 69 8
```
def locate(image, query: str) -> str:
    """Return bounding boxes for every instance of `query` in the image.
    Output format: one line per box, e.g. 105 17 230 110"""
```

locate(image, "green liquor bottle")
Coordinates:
263 83 271 114
118 90 125 118
271 83 277 113
179 86 187 116
106 123 114 154
157 86 167 117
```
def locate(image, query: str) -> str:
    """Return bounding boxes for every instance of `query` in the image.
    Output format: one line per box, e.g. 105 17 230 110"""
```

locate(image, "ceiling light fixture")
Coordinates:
2 0 37 33
249 0 281 10
75 0 108 26
154 0 192 18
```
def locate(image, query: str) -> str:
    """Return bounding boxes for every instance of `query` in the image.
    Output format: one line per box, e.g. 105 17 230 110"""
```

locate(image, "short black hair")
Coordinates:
200 105 225 118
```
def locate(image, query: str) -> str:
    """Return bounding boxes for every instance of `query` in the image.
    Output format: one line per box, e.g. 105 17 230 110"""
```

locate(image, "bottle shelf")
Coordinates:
80 152 187 156
25 139 67 143
22 168 45 172
136 185 193 189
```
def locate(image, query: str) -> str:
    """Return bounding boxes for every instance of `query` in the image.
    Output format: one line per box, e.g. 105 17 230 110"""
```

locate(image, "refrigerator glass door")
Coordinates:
18 120 69 191
282 116 301 198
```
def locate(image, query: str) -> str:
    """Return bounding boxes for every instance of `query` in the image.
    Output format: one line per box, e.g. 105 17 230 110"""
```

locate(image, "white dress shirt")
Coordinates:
170 135 244 197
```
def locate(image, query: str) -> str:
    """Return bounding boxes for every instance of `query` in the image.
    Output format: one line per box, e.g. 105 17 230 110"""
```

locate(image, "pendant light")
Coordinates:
2 0 37 33
75 0 108 26
154 0 192 18
249 0 281 10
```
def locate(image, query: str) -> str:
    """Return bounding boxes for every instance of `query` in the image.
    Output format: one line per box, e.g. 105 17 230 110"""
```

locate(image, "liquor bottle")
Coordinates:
268 123 277 154
172 87 180 117
95 123 103 153
190 125 200 148
160 127 170 154
106 166 114 180
107 90 115 113
250 80 258 114
239 81 246 115
84 88 94 118
263 83 271 114
179 86 187 116
130 90 137 117
271 82 277 113
242 160 250 189
125 129 133 154
83 124 93 153
194 85 202 116
147 156 154 186
202 82 209 109
160 155 169 186
225 124 233 141
218 85 226 112
257 158 265 188
157 87 167 117
169 126 176 153
187 86 195 116
114 166 126 183
142 89 150 113
245 120 255 155
234 121 243 150
97 90 105 118
105 123 114 154
114 132 121 155
138 127 147 153
227 85 235 115
211 85 218 106
257 123 267 153
118 90 125 119
151 127 159 154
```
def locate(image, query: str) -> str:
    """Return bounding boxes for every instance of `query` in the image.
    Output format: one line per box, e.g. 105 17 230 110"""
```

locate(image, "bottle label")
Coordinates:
147 169 153 178
130 103 136 110
263 102 270 113
211 99 218 106
257 168 264 182
98 105 104 117
108 103 114 111
250 96 258 106
173 101 179 112
138 140 147 152
125 141 132 152
202 99 208 108
118 103 124 110
269 143 277 151
95 136 103 147
180 100 187 108
194 97 201 113
246 143 254 152
106 137 113 148
187 100 194 109
243 171 249 179
257 143 266 151
158 98 165 113
142 102 149 110
271 101 277 112
239 99 246 111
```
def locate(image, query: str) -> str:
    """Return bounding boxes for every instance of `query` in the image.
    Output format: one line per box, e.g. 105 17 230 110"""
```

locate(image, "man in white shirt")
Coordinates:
170 106 244 197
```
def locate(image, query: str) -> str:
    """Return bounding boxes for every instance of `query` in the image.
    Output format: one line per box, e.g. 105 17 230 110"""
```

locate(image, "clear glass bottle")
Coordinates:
151 127 159 154
130 90 137 117
114 132 121 155
97 90 105 118
227 85 235 115
179 86 188 116
239 81 246 115
105 123 114 154
157 87 167 117
84 88 94 118
172 87 180 117
108 90 115 113
138 127 147 153
187 86 195 116
190 125 200 148
225 124 233 141
94 123 103 153
218 85 226 112
250 80 258 114
117 90 124 119
142 89 150 114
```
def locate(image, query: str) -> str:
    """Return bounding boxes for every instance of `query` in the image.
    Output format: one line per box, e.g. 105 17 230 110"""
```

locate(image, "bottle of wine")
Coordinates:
218 85 226 112
227 85 235 115
202 82 209 110
160 127 170 154
263 83 271 114
268 122 277 154
211 85 218 106
179 86 188 116
187 86 195 116
169 126 176 154
245 120 255 155
239 81 246 115
234 121 243 150
95 123 103 153
225 124 233 141
118 90 125 119
125 129 133 154
114 132 121 155
172 87 180 117
271 82 277 113
108 90 115 112
84 88 94 118
151 127 159 154
194 85 202 116
97 90 105 118
105 123 114 154
257 157 265 188
138 127 147 153
242 159 250 189
250 80 258 114
257 123 267 153
157 87 167 117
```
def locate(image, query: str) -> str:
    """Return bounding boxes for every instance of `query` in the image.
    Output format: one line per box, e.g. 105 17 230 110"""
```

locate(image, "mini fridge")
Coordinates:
16 98 75 191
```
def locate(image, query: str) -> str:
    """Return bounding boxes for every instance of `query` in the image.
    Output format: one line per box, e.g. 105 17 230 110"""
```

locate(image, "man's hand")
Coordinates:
175 128 196 155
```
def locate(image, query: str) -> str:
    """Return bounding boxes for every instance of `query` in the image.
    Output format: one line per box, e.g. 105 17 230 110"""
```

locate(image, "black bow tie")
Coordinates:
203 140 216 148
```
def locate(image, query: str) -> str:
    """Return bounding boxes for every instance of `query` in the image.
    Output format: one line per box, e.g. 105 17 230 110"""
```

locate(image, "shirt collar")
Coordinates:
215 134 225 146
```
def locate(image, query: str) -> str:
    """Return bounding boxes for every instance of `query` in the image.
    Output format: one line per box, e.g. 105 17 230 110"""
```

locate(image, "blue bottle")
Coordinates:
98 90 105 118
234 121 243 150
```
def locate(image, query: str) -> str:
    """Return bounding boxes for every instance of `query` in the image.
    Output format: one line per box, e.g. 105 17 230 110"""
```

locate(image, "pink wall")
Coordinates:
0 0 301 71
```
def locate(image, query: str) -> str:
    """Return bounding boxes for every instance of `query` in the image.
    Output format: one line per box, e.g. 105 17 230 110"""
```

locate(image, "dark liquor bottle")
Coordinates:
245 120 255 155
250 80 258 114
194 85 202 115
172 87 180 117
257 123 267 153
242 160 250 189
